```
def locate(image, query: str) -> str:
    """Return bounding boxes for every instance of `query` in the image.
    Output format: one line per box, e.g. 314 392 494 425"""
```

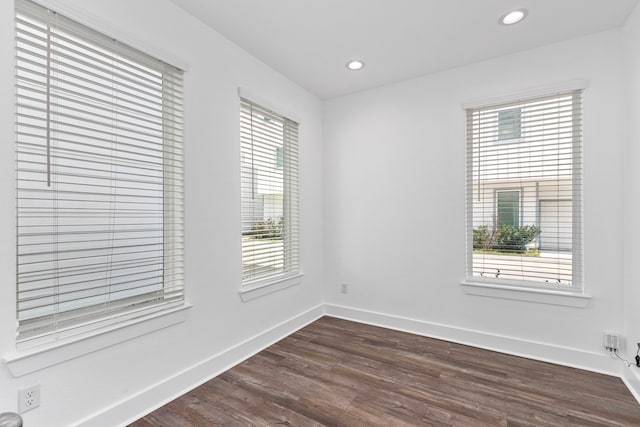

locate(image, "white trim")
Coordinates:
460 281 591 307
61 304 640 425
28 0 188 71
76 304 324 427
323 304 614 376
462 79 588 109
622 367 640 404
239 273 304 302
465 88 584 295
238 87 302 124
4 304 192 377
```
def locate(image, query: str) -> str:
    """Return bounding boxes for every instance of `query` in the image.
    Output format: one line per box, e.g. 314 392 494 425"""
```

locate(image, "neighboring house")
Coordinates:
470 102 575 253
240 127 284 234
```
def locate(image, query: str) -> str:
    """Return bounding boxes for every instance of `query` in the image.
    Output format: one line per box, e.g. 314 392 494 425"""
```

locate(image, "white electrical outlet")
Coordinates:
603 332 620 351
341 283 348 294
18 384 40 413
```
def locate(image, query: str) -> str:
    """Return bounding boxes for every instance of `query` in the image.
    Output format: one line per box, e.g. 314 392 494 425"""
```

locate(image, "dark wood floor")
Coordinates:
130 317 640 426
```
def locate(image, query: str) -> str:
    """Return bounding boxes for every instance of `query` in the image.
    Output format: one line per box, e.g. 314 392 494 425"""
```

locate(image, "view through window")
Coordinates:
240 98 299 285
466 90 583 290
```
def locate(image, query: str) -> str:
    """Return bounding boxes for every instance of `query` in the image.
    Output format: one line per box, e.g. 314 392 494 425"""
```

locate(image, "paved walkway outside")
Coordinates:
472 252 572 285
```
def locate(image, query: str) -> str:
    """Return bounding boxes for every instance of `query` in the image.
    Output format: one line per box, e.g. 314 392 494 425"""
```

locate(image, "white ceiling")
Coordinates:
168 0 639 99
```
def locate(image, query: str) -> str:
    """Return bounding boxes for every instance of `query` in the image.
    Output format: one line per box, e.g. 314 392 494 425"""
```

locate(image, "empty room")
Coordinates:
3 0 640 426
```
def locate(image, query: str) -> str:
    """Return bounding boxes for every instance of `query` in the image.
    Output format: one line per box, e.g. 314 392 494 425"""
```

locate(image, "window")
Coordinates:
240 98 299 285
466 90 582 290
496 190 520 227
276 146 284 169
497 108 522 140
15 0 185 347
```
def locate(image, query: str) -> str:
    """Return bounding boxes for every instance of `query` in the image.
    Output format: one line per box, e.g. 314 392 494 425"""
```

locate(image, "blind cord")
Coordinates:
45 20 52 187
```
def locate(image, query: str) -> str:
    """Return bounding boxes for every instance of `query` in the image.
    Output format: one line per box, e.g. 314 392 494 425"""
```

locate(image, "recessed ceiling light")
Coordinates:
346 59 365 71
499 9 528 25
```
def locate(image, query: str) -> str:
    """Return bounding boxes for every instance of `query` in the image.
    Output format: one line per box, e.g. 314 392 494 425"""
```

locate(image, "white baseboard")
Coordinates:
324 304 618 377
623 366 640 404
76 304 325 427
74 302 636 426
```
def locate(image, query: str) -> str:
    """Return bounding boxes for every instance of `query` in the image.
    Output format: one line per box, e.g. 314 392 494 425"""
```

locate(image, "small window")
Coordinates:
276 146 284 169
497 108 521 140
240 98 299 285
496 191 520 227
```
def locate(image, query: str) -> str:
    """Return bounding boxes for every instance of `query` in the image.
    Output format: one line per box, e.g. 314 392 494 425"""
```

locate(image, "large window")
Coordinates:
15 0 185 347
466 89 582 290
240 98 299 285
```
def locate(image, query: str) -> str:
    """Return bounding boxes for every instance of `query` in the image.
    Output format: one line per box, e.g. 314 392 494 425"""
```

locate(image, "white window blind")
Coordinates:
15 0 185 347
466 90 583 290
240 98 299 284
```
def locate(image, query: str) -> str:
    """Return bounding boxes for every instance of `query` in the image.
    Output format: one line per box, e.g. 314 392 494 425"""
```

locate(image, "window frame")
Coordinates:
14 0 186 350
495 189 521 227
464 82 585 295
497 107 522 141
239 94 301 294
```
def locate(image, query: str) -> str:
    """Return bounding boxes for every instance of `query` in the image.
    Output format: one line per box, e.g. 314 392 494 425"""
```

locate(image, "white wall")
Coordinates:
1 1 638 424
0 1 324 426
324 30 626 372
623 3 640 398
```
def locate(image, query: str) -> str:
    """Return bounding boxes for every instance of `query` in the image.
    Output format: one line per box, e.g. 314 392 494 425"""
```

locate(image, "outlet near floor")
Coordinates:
18 384 40 413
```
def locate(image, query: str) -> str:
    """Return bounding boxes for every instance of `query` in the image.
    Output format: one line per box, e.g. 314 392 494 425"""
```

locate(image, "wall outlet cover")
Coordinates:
18 384 40 413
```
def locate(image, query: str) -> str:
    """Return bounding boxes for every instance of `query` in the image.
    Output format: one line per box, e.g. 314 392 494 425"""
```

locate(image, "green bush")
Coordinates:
493 224 540 253
250 217 284 239
473 224 540 253
473 225 489 249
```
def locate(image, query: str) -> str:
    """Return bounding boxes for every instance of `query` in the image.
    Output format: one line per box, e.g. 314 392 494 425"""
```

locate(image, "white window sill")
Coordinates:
240 273 303 302
3 303 192 377
460 281 591 308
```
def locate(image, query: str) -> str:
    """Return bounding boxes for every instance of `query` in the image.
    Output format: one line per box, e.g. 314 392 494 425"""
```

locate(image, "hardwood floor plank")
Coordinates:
130 317 640 426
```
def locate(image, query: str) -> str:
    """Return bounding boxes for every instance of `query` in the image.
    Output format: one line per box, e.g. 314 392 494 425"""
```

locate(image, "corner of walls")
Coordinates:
79 301 629 427
1 0 326 426
77 305 325 427
51 297 640 427
321 27 629 390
